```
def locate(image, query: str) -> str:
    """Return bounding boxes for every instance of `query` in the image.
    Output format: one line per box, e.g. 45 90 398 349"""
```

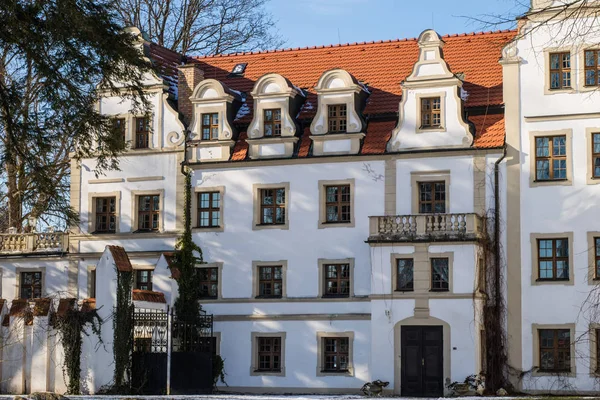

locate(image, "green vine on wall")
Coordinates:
173 169 204 324
113 268 133 391
53 304 102 395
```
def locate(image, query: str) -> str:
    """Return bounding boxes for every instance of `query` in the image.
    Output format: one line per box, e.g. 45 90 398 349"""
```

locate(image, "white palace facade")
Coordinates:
1 0 600 395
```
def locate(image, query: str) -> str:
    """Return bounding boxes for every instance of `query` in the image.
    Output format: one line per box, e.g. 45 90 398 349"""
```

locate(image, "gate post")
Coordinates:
166 306 172 395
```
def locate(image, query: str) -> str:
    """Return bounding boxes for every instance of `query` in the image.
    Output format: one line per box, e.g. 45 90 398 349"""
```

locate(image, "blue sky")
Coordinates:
268 0 528 49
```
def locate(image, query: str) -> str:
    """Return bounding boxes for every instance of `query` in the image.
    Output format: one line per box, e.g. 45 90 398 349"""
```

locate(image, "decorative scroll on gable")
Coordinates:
387 29 473 152
310 69 369 156
246 73 305 159
187 79 242 162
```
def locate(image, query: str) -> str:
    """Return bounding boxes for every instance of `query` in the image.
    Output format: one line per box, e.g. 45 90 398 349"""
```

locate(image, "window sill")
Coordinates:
395 289 415 293
323 221 352 225
132 229 160 234
92 231 116 235
533 179 568 183
430 289 450 293
535 278 570 282
322 295 351 299
320 370 349 374
255 296 283 300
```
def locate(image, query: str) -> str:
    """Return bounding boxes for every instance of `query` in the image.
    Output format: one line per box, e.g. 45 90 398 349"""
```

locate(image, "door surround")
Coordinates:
393 316 451 395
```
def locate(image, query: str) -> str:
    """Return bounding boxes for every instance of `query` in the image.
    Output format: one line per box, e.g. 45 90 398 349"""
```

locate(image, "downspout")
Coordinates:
494 146 506 304
181 129 189 175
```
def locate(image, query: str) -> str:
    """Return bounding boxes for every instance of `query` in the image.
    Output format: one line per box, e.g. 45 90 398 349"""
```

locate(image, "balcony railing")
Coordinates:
0 232 69 254
368 213 484 242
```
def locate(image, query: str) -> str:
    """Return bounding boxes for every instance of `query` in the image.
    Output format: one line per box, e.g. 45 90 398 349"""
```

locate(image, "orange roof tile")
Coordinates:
81 298 96 313
33 298 51 316
107 245 133 272
132 289 166 304
190 30 513 157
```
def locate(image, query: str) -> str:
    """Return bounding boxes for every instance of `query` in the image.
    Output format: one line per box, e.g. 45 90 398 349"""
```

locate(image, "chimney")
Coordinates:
177 63 204 126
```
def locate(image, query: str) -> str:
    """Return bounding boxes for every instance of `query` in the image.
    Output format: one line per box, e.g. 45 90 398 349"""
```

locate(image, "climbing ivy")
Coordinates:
173 169 204 323
53 304 102 395
113 267 133 391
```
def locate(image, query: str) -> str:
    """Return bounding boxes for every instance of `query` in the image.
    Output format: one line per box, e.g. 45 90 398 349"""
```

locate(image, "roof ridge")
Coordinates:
191 29 517 60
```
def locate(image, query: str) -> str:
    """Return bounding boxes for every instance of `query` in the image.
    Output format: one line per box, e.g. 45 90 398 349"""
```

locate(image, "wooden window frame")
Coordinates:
250 332 286 376
135 269 153 291
430 257 449 292
323 263 351 298
396 258 414 292
585 49 600 87
420 97 442 129
259 188 286 226
201 112 219 140
197 191 221 228
94 196 117 234
198 266 219 299
418 181 446 214
263 108 282 137
112 117 127 145
328 104 347 133
549 52 571 90
538 329 571 372
256 336 282 372
322 337 350 373
20 271 42 300
134 116 150 149
536 238 569 281
257 265 283 299
593 132 600 179
137 194 160 232
534 135 568 181
324 184 351 224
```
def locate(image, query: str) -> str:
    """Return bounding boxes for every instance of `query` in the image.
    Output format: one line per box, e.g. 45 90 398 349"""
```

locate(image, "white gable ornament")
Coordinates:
246 73 305 159
309 69 369 156
387 29 474 152
187 78 243 162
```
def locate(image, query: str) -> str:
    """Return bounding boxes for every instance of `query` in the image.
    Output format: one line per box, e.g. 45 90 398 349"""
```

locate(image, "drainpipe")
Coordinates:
493 146 506 308
181 129 190 175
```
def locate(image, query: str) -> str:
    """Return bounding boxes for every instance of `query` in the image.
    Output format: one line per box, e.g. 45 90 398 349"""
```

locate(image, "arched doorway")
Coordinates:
393 316 451 396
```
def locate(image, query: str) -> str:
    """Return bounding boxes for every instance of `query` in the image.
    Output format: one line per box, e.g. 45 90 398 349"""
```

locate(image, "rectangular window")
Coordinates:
550 52 571 89
325 185 351 223
596 238 600 279
90 269 96 298
21 271 42 299
535 135 567 181
539 329 571 372
585 49 600 87
260 188 285 225
323 264 350 297
135 270 153 291
421 97 441 128
396 259 414 291
593 133 600 179
537 238 569 280
135 117 150 148
264 109 281 137
95 196 116 233
596 328 600 372
323 337 349 372
256 337 281 372
198 267 218 299
431 258 449 291
418 181 446 213
328 104 347 133
258 266 283 298
197 192 221 227
112 118 126 144
201 113 219 140
137 195 160 231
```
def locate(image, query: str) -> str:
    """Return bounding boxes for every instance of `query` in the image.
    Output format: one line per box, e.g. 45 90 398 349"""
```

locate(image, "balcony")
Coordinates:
0 232 69 254
368 213 484 243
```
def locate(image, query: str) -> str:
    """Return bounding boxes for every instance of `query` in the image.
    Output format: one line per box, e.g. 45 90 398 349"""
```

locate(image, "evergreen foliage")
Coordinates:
113 269 133 390
173 169 204 323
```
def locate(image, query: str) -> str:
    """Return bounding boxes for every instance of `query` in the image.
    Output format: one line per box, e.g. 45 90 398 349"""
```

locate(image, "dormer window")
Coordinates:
264 109 282 137
421 97 441 129
328 104 347 133
550 52 571 89
201 113 219 140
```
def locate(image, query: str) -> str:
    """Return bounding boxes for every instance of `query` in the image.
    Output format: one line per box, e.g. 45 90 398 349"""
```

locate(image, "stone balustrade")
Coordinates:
0 232 69 254
368 213 484 242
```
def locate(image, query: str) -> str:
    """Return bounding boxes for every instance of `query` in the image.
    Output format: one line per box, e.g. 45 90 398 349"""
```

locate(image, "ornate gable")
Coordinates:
387 29 473 151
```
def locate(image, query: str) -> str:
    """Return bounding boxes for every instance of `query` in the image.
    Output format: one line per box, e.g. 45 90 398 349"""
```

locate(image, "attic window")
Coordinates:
229 63 247 77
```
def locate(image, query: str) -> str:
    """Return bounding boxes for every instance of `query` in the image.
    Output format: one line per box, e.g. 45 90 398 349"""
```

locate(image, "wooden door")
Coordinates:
401 326 444 397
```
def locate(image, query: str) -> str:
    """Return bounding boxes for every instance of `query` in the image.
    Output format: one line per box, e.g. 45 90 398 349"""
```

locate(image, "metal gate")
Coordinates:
131 308 214 394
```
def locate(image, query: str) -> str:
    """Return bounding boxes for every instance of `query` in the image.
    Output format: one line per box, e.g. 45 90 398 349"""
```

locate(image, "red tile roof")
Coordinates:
107 245 133 272
33 298 51 316
81 298 96 313
57 298 76 316
132 289 166 304
146 43 183 98
188 30 513 157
